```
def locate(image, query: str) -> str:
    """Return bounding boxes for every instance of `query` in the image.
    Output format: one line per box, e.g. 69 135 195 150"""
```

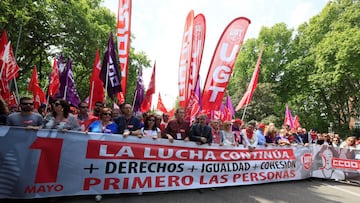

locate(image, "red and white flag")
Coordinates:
117 0 132 100
157 92 168 113
48 58 60 98
89 49 104 109
185 13 206 120
202 17 251 112
0 41 20 82
28 66 46 109
293 115 301 129
283 104 294 129
235 48 263 111
178 10 194 108
140 62 156 112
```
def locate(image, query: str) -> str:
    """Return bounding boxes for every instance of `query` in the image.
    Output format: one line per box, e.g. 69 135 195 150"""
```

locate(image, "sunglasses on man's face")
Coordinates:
102 113 112 116
54 103 61 106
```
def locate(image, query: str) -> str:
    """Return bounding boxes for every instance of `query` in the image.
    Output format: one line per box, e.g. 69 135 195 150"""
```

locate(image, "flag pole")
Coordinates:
89 80 95 109
241 104 248 121
63 85 67 100
45 94 50 114
241 93 251 121
132 89 137 109
13 78 20 103
103 60 110 107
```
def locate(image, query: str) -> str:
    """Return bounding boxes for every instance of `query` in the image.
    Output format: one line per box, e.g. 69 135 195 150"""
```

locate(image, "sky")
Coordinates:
102 0 329 109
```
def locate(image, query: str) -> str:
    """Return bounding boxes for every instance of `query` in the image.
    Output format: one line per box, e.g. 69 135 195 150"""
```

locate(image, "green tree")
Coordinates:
0 0 151 104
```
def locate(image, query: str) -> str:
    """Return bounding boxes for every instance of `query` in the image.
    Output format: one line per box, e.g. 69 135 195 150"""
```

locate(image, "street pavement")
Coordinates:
2 178 360 203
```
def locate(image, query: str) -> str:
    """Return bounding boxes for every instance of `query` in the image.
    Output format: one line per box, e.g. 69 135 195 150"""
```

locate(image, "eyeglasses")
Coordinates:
21 103 33 106
102 113 112 116
148 119 155 122
54 103 61 106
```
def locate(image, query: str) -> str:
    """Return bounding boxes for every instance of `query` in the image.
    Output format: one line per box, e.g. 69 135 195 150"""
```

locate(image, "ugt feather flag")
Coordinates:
178 10 194 108
117 0 132 98
202 17 251 113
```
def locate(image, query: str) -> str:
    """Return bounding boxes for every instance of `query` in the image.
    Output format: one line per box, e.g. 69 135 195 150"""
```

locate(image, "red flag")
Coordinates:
116 92 125 105
48 58 60 98
283 104 294 129
140 62 156 112
293 115 301 129
0 29 8 56
157 92 168 113
117 0 132 97
235 48 263 111
185 14 206 120
0 29 8 83
167 108 175 119
178 10 194 108
0 41 20 81
0 79 10 101
7 92 18 107
28 66 46 109
89 49 104 109
202 17 251 112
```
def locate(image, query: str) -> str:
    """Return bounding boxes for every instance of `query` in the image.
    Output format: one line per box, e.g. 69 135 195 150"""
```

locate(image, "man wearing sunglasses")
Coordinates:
7 96 44 129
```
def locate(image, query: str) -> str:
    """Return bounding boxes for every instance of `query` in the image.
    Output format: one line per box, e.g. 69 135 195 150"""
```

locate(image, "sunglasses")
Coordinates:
102 113 112 116
21 103 33 106
54 103 61 106
148 119 155 122
79 106 88 109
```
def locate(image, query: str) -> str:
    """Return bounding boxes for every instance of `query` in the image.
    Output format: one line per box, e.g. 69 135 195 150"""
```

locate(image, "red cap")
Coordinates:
233 119 243 125
258 123 266 129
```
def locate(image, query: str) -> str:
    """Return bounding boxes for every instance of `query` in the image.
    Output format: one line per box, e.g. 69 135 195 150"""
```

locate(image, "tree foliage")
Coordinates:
0 0 150 103
230 0 360 135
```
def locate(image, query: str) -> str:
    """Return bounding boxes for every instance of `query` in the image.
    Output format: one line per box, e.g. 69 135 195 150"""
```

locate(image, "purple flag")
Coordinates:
133 68 144 113
55 54 66 99
65 58 80 107
100 32 122 99
226 94 235 116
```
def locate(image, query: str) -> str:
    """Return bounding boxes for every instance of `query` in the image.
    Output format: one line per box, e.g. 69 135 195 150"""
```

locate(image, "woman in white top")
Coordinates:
220 121 237 146
127 114 161 140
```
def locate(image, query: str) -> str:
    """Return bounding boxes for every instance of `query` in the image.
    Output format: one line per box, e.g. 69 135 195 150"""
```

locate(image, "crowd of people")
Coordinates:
1 96 360 151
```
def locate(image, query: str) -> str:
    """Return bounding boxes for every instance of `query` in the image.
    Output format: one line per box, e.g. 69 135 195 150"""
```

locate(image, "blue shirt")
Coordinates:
88 120 119 134
256 129 266 145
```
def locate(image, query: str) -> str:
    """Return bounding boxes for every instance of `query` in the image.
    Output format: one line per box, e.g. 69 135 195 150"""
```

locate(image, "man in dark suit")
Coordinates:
189 114 212 145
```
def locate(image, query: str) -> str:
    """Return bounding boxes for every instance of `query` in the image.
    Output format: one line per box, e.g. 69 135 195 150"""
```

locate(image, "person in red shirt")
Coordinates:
77 102 98 132
161 108 189 143
159 113 170 131
210 119 221 144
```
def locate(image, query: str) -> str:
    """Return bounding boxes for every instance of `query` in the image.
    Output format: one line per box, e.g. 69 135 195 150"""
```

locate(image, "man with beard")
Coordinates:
7 96 44 129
